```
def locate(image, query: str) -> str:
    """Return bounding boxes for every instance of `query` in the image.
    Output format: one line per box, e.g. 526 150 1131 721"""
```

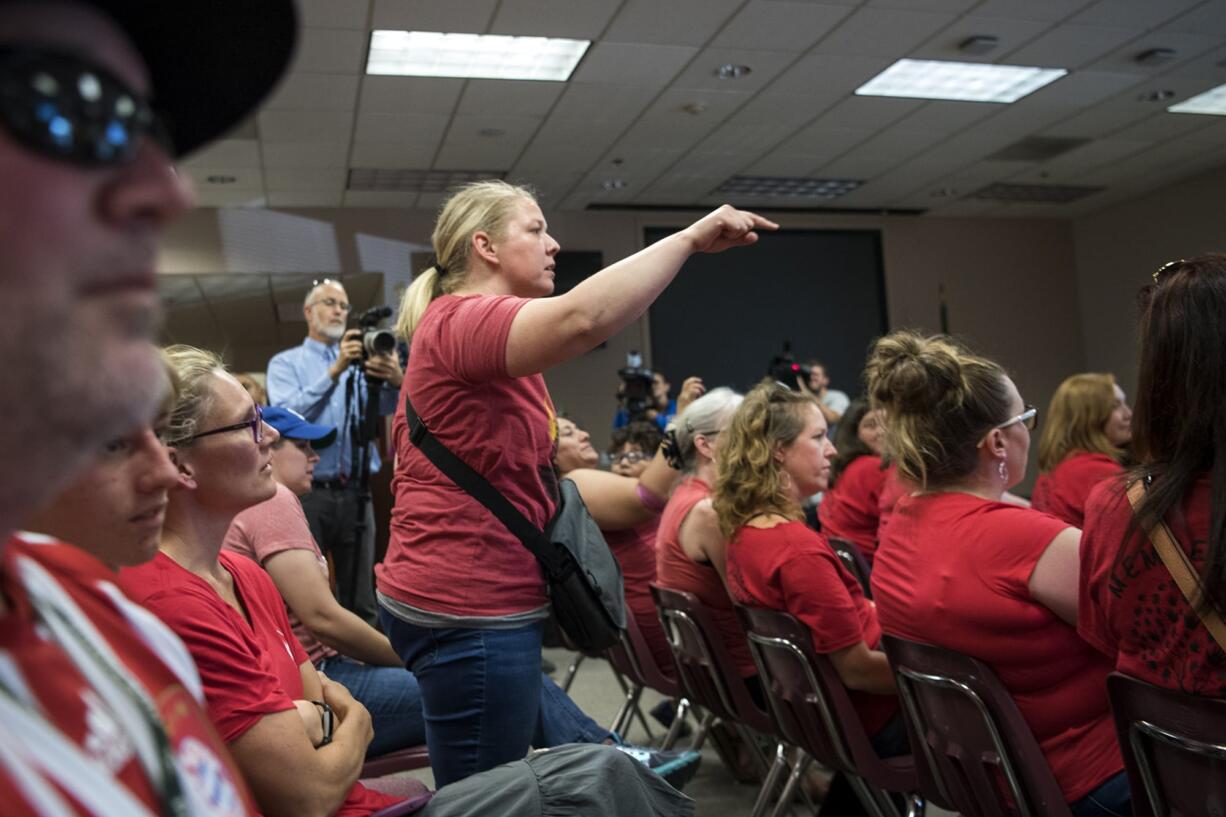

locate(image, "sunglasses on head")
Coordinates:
0 46 170 167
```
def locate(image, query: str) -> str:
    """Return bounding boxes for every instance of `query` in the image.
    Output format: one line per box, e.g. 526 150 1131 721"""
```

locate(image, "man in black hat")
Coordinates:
0 2 295 814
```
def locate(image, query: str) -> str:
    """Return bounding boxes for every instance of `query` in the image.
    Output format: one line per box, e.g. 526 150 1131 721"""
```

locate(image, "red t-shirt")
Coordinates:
872 492 1122 803
224 483 336 664
726 521 899 736
656 478 757 678
1079 475 1226 696
378 294 556 618
604 519 674 676
874 464 908 551
121 551 398 817
0 534 258 817
819 455 887 563
1032 452 1123 529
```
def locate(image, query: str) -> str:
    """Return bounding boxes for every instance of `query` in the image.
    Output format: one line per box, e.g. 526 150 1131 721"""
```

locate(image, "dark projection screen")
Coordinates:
645 228 887 397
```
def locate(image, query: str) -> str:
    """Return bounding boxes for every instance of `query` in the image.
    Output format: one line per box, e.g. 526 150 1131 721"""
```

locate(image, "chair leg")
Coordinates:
905 793 925 817
560 652 585 693
768 749 814 817
748 742 791 817
609 680 644 736
845 773 902 817
661 697 691 750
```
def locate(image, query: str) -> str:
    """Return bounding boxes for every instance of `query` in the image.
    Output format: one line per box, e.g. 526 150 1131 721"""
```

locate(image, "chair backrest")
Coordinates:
651 583 774 734
881 635 1072 817
735 604 879 776
826 536 872 598
1107 671 1226 817
361 744 431 778
604 606 680 699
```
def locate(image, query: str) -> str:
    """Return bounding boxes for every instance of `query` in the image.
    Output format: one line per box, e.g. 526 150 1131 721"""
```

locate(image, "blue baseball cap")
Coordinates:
263 407 337 449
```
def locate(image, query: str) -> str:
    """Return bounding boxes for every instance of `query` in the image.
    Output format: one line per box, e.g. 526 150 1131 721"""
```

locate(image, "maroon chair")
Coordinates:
361 744 431 778
604 607 691 749
652 584 808 817
736 605 923 817
881 635 1071 817
827 536 873 598
1107 671 1226 817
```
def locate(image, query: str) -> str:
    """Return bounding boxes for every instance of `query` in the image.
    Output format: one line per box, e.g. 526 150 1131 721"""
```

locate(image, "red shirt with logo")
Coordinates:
0 534 258 817
121 551 399 817
819 455 886 563
872 492 1122 803
656 477 757 678
1032 452 1123 528
1079 474 1225 696
379 295 556 618
727 520 899 737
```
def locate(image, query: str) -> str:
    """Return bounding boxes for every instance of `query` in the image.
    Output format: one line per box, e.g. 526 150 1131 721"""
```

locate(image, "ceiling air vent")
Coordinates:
966 183 1104 203
347 168 504 192
715 176 862 199
986 136 1090 162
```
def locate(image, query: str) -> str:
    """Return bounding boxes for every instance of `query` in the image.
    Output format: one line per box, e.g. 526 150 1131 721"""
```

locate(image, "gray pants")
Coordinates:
300 484 378 626
418 744 693 817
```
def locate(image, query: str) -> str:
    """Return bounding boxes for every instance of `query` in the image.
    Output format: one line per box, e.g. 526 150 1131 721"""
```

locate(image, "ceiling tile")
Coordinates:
1164 2 1226 36
415 192 451 211
343 190 423 206
970 0 1096 23
815 6 959 57
350 142 436 167
264 72 361 111
292 28 368 74
602 0 744 47
513 171 584 205
298 0 371 29
1087 31 1224 77
909 16 1056 62
265 168 348 191
1023 70 1143 110
1043 102 1150 139
667 150 748 178
525 118 621 155
891 101 1000 136
773 125 874 160
442 114 543 146
1163 42 1226 81
722 92 829 133
433 139 526 171
614 88 752 151
182 139 262 168
811 95 922 131
1006 24 1139 69
711 2 856 52
267 191 346 207
371 0 498 31
815 152 904 179
771 52 893 98
262 142 352 169
456 80 566 117
190 190 267 208
695 120 805 154
259 111 354 142
355 111 451 143
489 0 619 38
571 42 699 85
1070 0 1202 30
513 141 608 173
1041 138 1154 175
1110 111 1216 142
670 48 798 93
740 152 825 176
359 76 466 115
866 0 978 10
549 83 658 121
924 199 997 216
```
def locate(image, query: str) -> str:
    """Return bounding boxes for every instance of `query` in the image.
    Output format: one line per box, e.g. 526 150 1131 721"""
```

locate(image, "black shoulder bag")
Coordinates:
405 396 626 651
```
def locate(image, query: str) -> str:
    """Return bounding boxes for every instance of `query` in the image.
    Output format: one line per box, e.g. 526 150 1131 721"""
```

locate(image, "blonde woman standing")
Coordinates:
377 180 776 785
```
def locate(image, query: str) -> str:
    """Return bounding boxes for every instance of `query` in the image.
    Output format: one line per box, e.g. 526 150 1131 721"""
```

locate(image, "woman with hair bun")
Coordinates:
380 179 776 784
1079 254 1226 698
817 399 888 564
866 331 1128 817
1032 373 1131 527
715 382 905 756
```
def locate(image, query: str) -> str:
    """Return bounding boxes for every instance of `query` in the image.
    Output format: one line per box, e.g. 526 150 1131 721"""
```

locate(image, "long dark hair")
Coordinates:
1129 253 1226 615
829 399 875 486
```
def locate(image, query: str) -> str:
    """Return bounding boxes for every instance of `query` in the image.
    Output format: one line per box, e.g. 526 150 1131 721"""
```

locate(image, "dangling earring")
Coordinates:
998 459 1009 483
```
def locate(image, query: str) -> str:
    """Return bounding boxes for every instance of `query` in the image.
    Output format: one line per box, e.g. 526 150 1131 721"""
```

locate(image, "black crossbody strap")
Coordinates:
405 394 567 577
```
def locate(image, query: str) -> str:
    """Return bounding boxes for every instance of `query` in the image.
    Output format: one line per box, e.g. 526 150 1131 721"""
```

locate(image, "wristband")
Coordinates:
310 700 334 746
636 482 666 514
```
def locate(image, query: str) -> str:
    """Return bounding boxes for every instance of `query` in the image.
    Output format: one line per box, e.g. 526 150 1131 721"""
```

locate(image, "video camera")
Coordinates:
354 305 396 359
617 350 655 423
767 342 811 392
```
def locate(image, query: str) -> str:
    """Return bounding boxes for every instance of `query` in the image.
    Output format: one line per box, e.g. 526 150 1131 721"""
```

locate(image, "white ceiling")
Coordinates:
182 0 1226 217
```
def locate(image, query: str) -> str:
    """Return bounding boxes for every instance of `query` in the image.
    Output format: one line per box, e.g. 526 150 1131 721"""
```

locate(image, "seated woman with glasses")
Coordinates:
1032 373 1132 528
817 399 888 566
1079 255 1226 699
865 331 1129 817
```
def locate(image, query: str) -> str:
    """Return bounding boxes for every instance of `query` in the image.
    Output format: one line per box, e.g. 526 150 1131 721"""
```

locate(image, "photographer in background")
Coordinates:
615 359 703 431
807 358 850 434
267 278 403 625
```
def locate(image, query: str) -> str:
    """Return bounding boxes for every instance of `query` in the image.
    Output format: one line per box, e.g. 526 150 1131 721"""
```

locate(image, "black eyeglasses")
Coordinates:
0 46 170 167
184 404 264 446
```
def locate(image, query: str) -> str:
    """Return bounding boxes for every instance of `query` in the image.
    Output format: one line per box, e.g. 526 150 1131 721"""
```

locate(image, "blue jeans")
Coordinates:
315 654 426 757
1070 771 1132 817
381 615 613 786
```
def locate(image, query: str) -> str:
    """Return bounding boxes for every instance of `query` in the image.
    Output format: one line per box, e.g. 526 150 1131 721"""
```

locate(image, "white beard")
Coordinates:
320 323 345 342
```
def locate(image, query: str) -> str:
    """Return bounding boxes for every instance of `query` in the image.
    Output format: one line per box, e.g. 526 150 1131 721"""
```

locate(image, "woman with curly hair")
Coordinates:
817 399 888 564
866 331 1128 817
1032 373 1131 527
714 382 904 755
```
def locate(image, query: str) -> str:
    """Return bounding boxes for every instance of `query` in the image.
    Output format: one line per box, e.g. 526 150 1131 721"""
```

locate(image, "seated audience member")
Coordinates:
817 400 888 565
609 421 666 478
865 331 1129 816
715 383 905 755
223 407 426 757
235 373 269 406
655 388 756 684
1080 255 1226 697
1033 373 1132 528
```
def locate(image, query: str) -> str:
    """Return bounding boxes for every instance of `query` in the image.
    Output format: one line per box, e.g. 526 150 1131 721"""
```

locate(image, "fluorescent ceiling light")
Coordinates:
855 58 1067 103
1168 83 1226 115
367 30 590 81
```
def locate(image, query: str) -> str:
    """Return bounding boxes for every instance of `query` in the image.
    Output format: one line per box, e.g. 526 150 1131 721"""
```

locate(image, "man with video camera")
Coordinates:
267 278 403 625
